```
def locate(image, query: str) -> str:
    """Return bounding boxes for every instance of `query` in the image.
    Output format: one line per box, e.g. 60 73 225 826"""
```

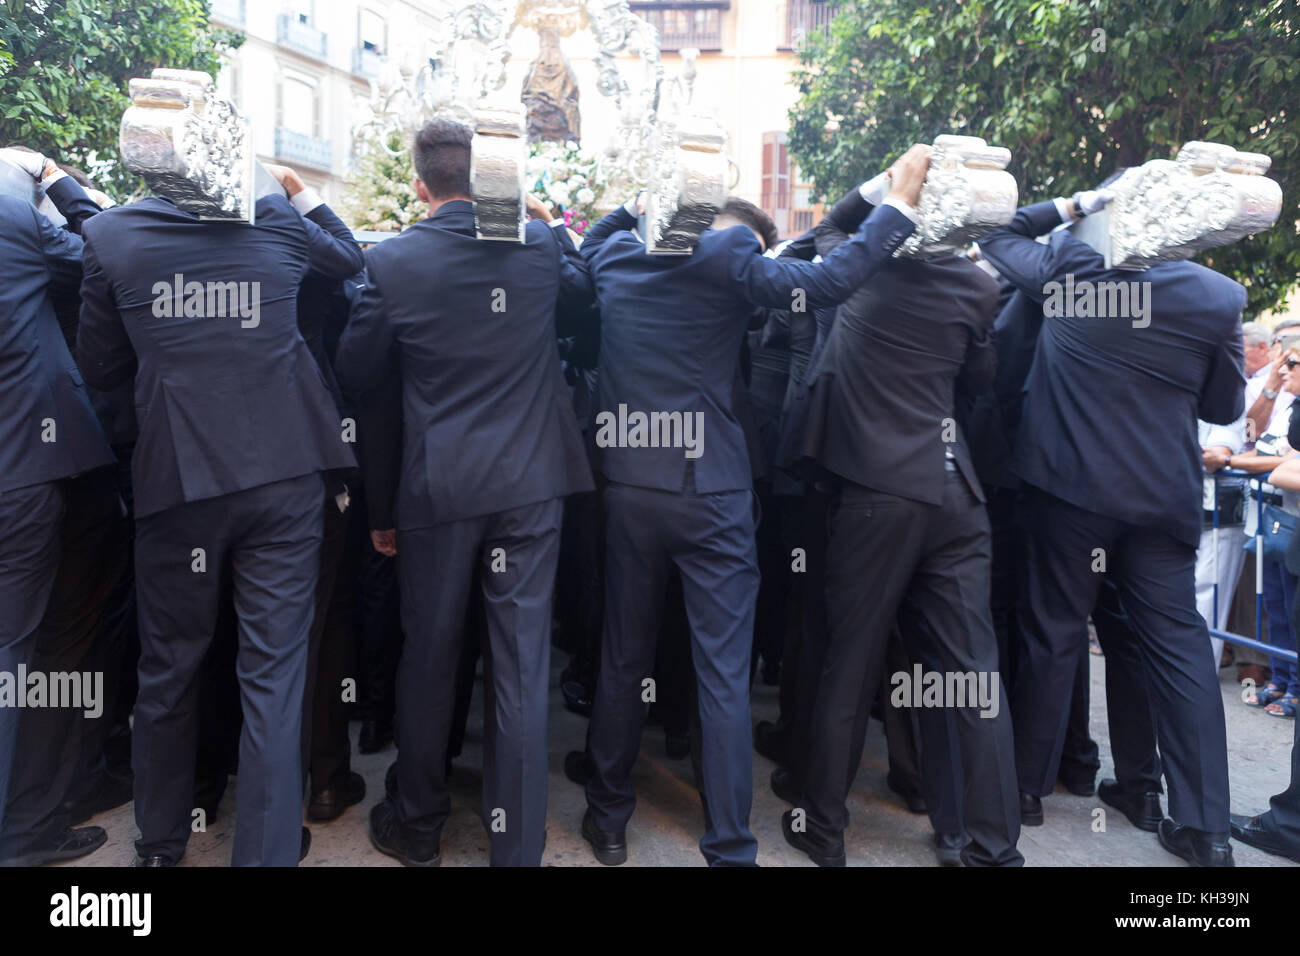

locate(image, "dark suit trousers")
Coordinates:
0 481 64 843
1092 578 1162 794
882 629 964 837
1013 488 1225 830
133 474 322 866
302 493 359 794
395 498 563 867
2 469 126 856
802 472 1022 866
586 481 760 866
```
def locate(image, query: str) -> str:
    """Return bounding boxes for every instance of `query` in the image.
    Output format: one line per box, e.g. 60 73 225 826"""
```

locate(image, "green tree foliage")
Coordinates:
0 0 242 197
341 130 422 233
788 0 1300 314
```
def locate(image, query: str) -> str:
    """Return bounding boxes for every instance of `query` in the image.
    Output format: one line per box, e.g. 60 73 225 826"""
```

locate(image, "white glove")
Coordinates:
623 190 646 217
1074 188 1115 217
0 147 49 180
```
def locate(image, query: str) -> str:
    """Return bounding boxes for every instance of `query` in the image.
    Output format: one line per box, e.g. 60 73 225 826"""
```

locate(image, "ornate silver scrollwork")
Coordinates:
119 68 256 222
898 134 1018 259
1073 140 1284 269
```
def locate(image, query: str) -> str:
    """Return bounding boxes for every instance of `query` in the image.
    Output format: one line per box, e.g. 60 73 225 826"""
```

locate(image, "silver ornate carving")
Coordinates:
471 101 528 240
641 87 728 255
1073 140 1284 269
119 68 255 222
899 134 1018 259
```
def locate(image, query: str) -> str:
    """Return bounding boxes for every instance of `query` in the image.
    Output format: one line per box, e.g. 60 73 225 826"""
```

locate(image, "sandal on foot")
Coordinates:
1265 695 1297 718
1247 682 1286 708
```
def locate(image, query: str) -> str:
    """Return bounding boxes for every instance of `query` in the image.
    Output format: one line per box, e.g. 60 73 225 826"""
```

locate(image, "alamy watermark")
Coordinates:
151 273 261 328
0 666 103 718
593 404 704 459
890 664 1000 718
1043 273 1151 328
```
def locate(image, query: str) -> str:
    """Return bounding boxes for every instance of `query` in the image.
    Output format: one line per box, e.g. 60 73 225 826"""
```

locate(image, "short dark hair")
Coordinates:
717 197 779 252
412 119 472 199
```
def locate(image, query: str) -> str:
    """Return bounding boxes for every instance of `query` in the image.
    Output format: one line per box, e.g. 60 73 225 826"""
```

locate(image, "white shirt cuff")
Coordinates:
548 218 566 228
39 169 69 190
1053 197 1076 223
881 196 919 224
290 188 325 216
858 172 891 206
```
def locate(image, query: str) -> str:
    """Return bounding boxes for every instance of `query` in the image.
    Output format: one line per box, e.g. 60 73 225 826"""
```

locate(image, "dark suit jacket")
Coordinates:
581 202 914 495
957 286 1043 490
785 187 996 504
76 193 363 517
979 200 1247 546
0 177 115 493
334 201 596 530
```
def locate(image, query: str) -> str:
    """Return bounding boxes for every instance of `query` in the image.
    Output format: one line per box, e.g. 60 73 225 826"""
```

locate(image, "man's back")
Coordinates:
351 201 593 528
1011 234 1246 544
78 193 359 516
586 221 765 495
801 254 997 503
0 194 113 493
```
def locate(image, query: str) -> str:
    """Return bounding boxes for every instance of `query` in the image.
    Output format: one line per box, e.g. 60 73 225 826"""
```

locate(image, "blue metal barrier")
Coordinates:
1206 467 1299 664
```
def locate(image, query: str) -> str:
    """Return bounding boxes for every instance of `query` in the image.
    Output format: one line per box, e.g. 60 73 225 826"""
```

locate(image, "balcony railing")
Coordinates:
209 0 245 26
782 0 838 50
275 128 332 170
277 14 329 60
630 2 727 52
353 46 384 78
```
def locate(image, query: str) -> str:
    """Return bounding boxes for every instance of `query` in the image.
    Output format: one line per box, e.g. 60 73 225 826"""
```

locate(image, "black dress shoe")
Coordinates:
1229 813 1300 863
934 832 965 867
1157 818 1234 867
753 720 791 765
770 767 799 805
564 750 593 787
1019 791 1043 826
300 826 311 862
368 799 440 867
581 809 626 866
135 854 177 867
886 773 927 814
1 826 108 866
664 734 690 759
561 679 594 718
780 810 845 867
1097 779 1163 832
307 771 366 822
358 719 394 755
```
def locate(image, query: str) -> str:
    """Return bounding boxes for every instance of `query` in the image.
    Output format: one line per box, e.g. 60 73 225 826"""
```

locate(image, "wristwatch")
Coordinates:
1264 387 1279 400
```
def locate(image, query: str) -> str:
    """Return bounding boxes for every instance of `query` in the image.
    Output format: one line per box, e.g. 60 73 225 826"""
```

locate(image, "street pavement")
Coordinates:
63 651 1298 867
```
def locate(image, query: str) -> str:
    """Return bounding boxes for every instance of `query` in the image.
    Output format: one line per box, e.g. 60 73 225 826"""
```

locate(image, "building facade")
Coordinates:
209 0 837 237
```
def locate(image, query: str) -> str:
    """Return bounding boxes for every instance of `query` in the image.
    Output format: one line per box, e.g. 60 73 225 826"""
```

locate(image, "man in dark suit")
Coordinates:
978 190 1246 866
959 272 1164 830
77 162 363 866
335 120 595 867
0 149 116 865
573 146 927 867
779 169 1023 868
